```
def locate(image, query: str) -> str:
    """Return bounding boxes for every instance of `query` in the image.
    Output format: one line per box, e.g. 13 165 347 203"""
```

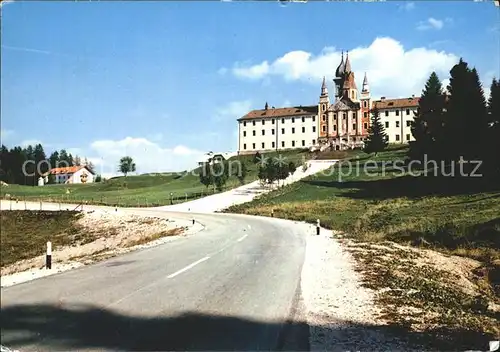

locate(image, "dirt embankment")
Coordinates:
1 208 198 287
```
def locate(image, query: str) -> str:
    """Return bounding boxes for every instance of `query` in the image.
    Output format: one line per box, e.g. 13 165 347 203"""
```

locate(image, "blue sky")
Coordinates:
1 1 499 175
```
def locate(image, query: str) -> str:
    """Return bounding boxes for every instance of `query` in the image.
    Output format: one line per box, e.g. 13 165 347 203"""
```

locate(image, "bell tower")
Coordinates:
318 76 330 139
360 72 371 136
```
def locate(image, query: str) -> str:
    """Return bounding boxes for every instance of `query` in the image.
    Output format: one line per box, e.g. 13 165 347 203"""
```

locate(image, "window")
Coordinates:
272 141 276 148
322 104 326 111
343 113 347 120
312 116 316 122
396 121 400 128
406 120 411 127
281 128 285 134
302 116 305 123
406 134 411 141
262 120 265 125
385 122 389 128
396 110 400 116
385 111 389 117
406 109 410 115
395 134 400 141
252 143 256 149
253 121 256 126
302 140 305 147
243 122 247 127
322 125 326 132
272 119 275 124
292 127 295 134
334 114 337 120
364 112 368 118
333 125 337 131
353 112 357 119
364 101 367 108
243 144 247 150
364 122 368 129
272 129 275 135
385 135 389 142
262 130 265 136
253 130 256 136
302 127 305 133
281 141 285 148
243 131 246 137
313 126 316 132
262 142 265 149
322 114 326 122
282 118 285 124
292 141 295 147
312 139 316 145
352 124 356 131
292 118 295 123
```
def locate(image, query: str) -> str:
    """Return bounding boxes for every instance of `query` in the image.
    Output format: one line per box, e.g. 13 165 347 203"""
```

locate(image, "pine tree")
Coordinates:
364 107 388 156
443 58 488 162
49 151 59 169
33 144 47 180
410 72 446 161
486 78 500 175
74 155 82 166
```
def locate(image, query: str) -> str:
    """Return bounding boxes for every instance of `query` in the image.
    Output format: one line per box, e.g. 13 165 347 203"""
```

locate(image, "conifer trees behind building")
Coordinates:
364 107 388 156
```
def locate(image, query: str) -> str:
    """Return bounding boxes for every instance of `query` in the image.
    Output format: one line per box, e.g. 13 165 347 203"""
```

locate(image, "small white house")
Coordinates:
197 151 237 166
43 166 95 184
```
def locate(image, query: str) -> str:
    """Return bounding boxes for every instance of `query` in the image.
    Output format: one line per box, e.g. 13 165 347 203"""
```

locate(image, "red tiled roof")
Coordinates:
373 97 420 109
238 105 318 121
49 166 84 175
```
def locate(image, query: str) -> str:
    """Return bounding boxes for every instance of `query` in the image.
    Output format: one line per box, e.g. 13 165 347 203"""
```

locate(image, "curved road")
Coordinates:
1 208 310 351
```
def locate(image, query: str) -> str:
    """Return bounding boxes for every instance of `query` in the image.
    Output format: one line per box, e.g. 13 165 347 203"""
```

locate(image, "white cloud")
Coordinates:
20 139 43 147
89 136 205 174
226 37 459 98
212 100 253 121
283 99 292 107
1 129 14 143
399 2 415 11
417 17 444 31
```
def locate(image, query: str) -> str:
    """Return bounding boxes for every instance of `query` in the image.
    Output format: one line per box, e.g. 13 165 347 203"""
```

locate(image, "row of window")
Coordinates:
321 122 370 133
389 134 412 142
382 109 413 117
243 139 316 150
243 126 316 137
242 116 315 127
384 121 412 128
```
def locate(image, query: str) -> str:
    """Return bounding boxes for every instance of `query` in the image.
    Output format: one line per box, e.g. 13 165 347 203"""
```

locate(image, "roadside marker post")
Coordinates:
271 209 274 217
316 219 320 235
46 241 52 270
40 201 42 211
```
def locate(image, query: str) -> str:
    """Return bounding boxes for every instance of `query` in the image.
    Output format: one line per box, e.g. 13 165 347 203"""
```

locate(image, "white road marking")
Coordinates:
237 234 248 242
167 256 210 279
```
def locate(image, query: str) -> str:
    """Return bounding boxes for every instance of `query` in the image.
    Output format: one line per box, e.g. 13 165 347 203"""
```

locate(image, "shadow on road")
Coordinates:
0 304 493 351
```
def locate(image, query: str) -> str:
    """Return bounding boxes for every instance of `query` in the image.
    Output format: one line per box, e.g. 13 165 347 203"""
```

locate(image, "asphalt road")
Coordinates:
0 209 310 351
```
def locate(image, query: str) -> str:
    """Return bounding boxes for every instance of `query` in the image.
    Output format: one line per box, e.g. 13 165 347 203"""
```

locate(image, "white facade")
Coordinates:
46 166 95 184
377 106 417 144
238 113 318 153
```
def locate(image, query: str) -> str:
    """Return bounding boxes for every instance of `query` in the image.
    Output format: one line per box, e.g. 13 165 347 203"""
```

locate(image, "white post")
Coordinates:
40 201 42 211
316 219 320 235
46 241 52 269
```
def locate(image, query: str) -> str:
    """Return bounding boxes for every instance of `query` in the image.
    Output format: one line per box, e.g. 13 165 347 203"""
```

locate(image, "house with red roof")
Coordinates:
43 165 95 184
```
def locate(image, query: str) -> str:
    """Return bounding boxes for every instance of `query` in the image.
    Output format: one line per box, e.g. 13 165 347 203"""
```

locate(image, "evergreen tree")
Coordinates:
443 59 488 162
364 107 388 156
23 145 36 185
410 72 446 161
486 78 500 174
33 144 48 180
58 149 70 167
74 155 82 166
68 153 74 167
49 151 59 169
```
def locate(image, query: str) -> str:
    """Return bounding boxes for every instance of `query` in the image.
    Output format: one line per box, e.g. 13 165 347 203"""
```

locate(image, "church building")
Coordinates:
236 52 418 154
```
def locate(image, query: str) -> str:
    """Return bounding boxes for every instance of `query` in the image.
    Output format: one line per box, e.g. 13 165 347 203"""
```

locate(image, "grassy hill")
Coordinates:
0 149 313 207
225 146 500 348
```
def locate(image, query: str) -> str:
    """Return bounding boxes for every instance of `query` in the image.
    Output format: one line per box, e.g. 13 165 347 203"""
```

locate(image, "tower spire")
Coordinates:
344 50 351 73
362 72 369 92
321 76 328 95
